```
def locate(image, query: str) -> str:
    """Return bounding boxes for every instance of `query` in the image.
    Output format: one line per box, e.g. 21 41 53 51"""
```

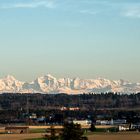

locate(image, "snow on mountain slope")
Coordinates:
0 75 23 92
0 74 140 94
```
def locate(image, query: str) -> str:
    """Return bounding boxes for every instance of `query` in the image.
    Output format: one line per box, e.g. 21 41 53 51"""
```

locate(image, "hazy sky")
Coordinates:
0 0 140 82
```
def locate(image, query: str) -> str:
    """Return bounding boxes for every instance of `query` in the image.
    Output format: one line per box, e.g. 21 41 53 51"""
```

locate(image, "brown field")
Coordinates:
0 126 140 140
0 133 42 140
0 132 140 140
88 132 140 140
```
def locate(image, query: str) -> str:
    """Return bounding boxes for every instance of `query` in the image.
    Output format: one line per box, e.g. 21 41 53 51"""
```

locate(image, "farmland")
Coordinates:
0 132 140 140
88 132 140 140
0 133 42 140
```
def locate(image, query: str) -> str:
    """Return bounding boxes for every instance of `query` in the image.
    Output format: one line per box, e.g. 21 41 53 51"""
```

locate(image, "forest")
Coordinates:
0 92 140 123
0 92 140 110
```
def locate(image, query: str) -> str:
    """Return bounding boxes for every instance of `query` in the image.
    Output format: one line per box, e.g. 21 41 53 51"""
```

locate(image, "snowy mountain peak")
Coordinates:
44 74 56 80
4 75 17 81
0 74 140 94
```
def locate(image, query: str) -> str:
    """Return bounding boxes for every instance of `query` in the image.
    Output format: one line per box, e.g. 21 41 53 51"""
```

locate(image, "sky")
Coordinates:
0 0 140 82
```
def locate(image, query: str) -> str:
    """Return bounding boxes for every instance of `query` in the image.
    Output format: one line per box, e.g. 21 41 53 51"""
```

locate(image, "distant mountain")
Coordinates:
0 74 140 94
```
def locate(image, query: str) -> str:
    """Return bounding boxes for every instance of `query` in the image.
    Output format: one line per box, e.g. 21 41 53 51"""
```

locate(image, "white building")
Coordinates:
96 120 110 125
119 125 130 131
73 120 91 126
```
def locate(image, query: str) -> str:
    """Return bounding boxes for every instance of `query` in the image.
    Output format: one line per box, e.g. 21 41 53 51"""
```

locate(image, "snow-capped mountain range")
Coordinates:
0 74 140 94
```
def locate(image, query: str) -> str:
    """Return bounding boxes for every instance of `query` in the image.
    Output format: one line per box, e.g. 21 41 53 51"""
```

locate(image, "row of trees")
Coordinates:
0 92 140 110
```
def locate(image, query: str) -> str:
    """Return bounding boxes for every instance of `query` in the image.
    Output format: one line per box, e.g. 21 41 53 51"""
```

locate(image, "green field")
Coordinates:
29 129 46 133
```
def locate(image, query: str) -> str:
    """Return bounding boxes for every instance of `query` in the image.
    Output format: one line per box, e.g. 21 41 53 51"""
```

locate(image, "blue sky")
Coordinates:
0 0 140 82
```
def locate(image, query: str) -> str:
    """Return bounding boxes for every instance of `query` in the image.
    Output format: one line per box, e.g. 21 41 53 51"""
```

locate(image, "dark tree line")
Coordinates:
0 92 140 110
0 92 140 123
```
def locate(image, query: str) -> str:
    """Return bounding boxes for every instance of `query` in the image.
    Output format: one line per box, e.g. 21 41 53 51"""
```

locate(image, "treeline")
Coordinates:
0 92 140 110
0 93 140 123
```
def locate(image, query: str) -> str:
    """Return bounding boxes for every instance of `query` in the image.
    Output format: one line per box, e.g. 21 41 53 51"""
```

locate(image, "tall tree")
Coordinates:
61 122 87 140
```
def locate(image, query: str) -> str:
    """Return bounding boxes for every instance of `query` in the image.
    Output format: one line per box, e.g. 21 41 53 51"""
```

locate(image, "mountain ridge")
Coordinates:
0 74 140 94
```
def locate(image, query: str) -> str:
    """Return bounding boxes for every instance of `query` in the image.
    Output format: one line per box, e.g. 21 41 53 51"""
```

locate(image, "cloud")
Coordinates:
1 0 140 19
0 0 55 9
122 6 140 18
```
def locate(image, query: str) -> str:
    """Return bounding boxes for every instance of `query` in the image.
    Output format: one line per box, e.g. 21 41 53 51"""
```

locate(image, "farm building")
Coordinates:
119 125 130 131
5 126 29 134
